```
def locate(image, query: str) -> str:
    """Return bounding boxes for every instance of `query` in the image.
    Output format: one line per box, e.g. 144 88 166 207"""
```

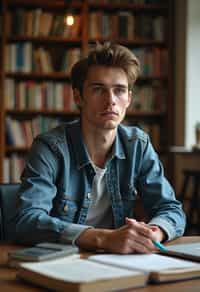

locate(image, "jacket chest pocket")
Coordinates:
56 196 79 223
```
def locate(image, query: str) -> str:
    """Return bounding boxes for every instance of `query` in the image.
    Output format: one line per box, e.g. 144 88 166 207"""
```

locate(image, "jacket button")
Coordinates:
87 193 92 199
63 204 68 212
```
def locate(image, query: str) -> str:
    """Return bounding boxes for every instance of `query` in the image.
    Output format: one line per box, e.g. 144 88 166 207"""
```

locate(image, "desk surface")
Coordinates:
0 236 200 292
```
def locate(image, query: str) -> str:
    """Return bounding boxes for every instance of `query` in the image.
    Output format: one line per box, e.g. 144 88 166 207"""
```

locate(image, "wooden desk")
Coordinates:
0 236 200 292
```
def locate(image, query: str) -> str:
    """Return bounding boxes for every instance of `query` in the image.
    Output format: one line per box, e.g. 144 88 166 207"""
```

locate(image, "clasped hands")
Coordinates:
76 217 166 254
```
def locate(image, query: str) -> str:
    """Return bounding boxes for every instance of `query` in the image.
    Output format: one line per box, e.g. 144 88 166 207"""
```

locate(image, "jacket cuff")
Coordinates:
148 217 176 241
60 223 93 246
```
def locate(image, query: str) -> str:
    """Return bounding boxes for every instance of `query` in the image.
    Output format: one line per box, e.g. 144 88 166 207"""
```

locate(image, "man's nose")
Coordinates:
104 88 116 104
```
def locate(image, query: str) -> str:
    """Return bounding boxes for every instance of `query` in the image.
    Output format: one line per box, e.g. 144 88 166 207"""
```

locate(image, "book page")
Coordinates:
89 254 199 272
19 258 142 283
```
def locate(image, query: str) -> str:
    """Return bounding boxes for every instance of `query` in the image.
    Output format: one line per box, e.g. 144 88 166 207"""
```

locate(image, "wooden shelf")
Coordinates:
89 38 167 46
6 72 70 80
6 109 165 117
7 36 82 44
6 146 29 153
7 0 83 10
6 109 79 116
126 110 166 118
7 36 166 47
6 72 168 81
88 2 168 12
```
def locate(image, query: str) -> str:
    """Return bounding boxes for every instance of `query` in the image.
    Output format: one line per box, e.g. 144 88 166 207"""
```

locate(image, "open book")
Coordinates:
89 253 200 283
17 253 200 291
17 257 147 292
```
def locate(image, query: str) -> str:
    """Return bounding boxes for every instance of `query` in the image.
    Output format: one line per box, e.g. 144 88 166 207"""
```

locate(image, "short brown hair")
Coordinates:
70 43 140 93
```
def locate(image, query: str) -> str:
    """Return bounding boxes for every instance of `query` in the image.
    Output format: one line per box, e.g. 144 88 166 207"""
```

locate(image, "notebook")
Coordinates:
163 242 200 262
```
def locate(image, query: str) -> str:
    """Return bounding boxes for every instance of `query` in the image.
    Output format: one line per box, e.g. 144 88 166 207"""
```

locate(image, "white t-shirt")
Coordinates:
85 164 113 228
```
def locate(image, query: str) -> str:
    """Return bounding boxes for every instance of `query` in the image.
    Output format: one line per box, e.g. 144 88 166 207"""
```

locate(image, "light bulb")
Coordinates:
64 14 74 26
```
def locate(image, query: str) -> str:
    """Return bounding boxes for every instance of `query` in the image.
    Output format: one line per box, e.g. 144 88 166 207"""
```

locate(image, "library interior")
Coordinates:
0 1 200 292
0 0 200 237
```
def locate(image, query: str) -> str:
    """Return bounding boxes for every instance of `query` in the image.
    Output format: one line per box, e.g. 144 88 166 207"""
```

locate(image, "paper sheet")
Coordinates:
20 258 141 282
89 253 199 272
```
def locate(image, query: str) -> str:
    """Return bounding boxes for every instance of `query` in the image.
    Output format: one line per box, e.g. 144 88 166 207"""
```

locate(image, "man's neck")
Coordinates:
81 123 116 168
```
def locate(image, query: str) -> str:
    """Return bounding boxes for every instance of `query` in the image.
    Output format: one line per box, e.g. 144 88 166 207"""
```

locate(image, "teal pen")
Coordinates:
153 240 167 252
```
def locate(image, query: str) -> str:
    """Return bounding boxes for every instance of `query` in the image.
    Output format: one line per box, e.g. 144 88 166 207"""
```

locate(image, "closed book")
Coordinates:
160 242 200 262
8 243 79 267
118 12 129 39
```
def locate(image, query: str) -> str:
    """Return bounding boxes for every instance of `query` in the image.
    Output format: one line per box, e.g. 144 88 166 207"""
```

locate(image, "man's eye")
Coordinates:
115 88 126 95
93 86 104 93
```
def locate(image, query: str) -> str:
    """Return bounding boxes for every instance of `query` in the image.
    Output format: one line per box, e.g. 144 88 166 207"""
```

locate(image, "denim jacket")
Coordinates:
14 119 186 244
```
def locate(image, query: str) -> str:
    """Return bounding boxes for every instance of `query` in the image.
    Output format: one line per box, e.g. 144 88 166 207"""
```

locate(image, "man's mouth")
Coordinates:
100 111 118 117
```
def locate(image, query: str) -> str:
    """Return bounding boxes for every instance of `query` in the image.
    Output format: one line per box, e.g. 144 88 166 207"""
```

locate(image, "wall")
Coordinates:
185 0 200 147
173 0 200 200
174 0 186 146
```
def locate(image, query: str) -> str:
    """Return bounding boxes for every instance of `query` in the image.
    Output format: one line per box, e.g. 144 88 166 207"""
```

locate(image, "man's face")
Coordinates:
74 65 131 130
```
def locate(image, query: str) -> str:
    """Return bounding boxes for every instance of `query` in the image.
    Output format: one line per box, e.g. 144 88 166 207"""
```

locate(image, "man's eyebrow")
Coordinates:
88 82 128 88
88 82 105 86
114 84 129 88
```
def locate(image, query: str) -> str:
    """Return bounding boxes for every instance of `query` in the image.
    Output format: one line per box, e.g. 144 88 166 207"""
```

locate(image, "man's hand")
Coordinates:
76 218 163 254
148 224 167 242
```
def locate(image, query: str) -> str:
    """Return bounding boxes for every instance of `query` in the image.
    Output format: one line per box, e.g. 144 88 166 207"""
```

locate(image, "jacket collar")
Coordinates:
69 120 126 169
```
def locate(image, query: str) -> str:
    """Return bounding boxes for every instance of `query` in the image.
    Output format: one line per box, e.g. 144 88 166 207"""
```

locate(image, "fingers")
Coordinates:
125 218 157 252
126 217 154 239
107 228 149 254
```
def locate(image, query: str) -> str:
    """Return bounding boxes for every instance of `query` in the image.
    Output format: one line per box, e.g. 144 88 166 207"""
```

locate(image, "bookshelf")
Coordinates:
0 0 174 182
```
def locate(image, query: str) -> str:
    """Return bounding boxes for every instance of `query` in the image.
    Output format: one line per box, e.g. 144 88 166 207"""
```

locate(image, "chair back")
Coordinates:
0 183 20 241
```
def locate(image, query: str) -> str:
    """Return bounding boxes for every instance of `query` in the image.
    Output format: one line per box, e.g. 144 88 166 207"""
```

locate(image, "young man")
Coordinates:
14 43 186 253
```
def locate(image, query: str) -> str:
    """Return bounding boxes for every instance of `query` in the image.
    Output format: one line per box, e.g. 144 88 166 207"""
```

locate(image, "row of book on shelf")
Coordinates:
3 155 25 183
5 44 167 76
6 116 61 148
5 44 81 73
89 12 165 41
7 8 165 41
132 48 168 76
6 10 81 38
5 79 166 112
130 81 167 112
5 80 76 111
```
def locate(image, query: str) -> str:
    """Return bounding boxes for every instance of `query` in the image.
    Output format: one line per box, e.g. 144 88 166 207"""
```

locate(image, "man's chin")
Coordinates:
100 121 119 130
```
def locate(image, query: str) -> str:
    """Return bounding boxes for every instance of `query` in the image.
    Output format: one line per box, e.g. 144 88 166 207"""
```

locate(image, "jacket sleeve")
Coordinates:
13 137 90 245
137 136 186 240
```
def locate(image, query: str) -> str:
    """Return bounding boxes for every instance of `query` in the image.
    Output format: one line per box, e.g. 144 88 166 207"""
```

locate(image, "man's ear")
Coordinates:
127 90 132 108
73 88 82 107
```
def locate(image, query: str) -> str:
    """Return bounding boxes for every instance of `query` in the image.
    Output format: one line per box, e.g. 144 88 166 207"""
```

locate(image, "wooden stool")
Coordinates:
179 170 200 233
